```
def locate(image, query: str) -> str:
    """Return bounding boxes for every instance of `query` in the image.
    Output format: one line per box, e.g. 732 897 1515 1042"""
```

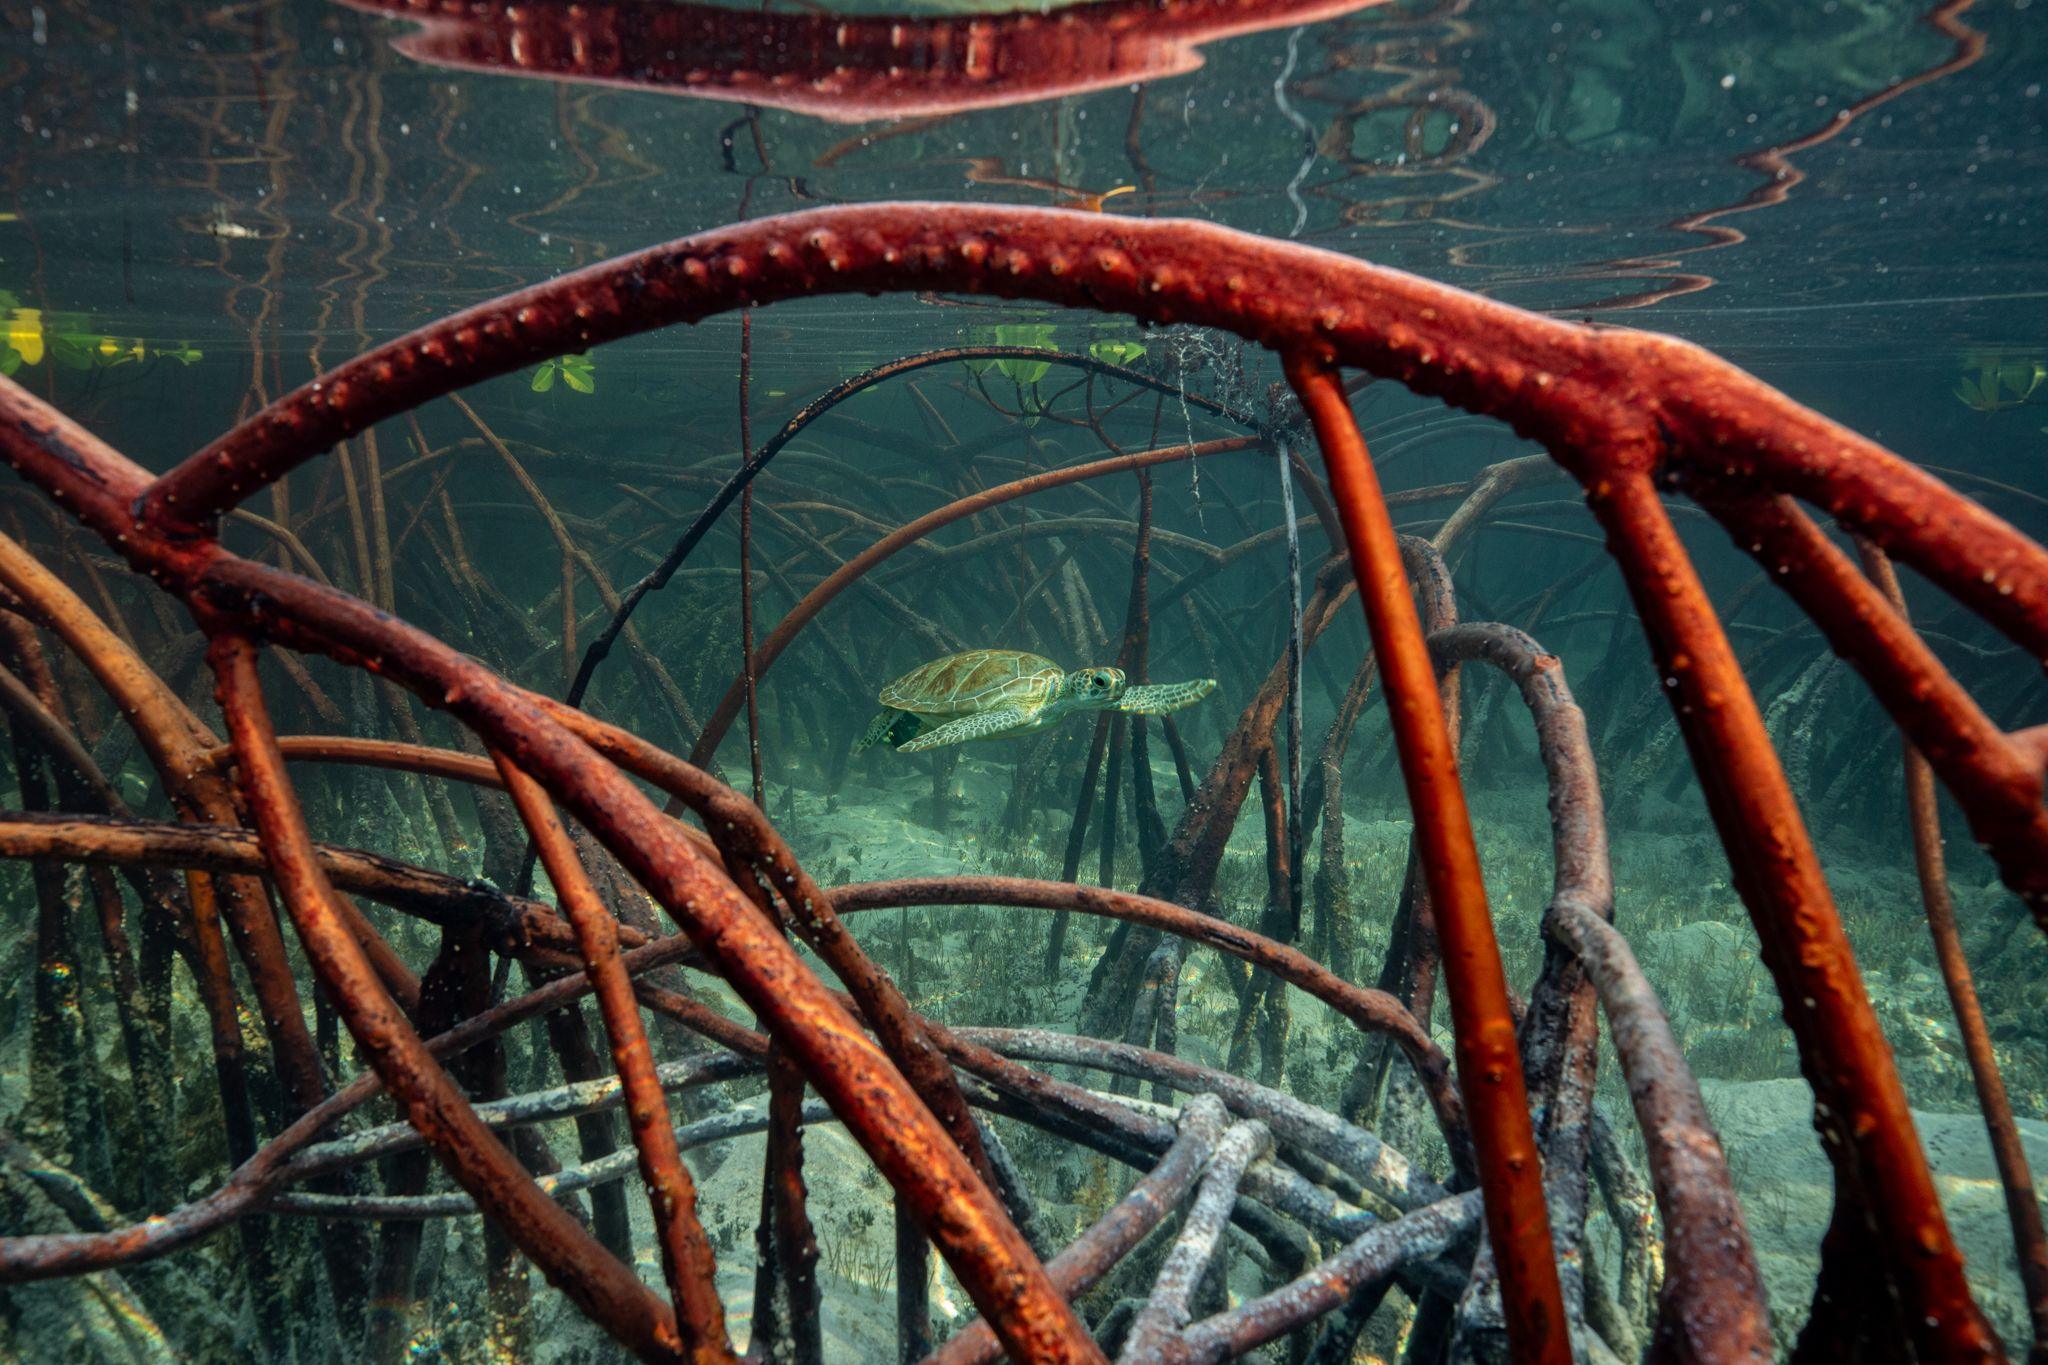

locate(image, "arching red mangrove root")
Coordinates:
131 205 2048 687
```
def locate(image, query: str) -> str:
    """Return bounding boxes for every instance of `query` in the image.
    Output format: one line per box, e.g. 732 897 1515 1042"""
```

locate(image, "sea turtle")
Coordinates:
855 649 1217 754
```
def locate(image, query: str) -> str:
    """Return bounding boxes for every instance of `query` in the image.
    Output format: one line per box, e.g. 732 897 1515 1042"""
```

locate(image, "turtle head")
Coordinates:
1064 666 1127 708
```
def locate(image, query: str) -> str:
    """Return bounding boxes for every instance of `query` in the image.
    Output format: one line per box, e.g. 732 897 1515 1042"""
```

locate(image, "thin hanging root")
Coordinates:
1853 539 2048 1358
1146 458 1527 928
566 342 1243 710
737 311 765 808
448 393 706 745
738 303 823 1365
0 656 126 815
1048 708 1113 980
1275 436 1305 941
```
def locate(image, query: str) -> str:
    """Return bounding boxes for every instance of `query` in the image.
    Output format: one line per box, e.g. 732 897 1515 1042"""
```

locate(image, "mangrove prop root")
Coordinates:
1852 540 2048 1361
1287 351 1567 1364
1120 1117 1273 1364
209 632 696 1363
0 200 2039 1359
491 750 730 1351
1428 621 1770 1362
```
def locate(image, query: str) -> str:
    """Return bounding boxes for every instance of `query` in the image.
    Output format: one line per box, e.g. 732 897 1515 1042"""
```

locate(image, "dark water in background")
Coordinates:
3 0 2048 1356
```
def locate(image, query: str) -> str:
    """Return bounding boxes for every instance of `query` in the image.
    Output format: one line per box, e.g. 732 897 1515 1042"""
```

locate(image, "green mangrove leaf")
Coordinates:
1955 347 2047 412
533 353 594 395
962 323 1059 386
2001 360 2044 402
960 326 997 375
1089 338 1145 366
0 350 18 377
50 333 99 371
97 336 145 366
992 323 1057 350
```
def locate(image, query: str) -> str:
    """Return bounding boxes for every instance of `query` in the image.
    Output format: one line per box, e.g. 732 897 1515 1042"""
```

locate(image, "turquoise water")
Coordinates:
0 2 2044 1360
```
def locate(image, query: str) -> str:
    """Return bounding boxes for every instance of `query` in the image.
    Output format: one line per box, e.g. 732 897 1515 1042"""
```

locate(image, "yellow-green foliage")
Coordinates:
955 326 1145 426
1088 337 1146 366
962 323 1057 386
0 292 202 376
1953 347 2043 413
531 352 596 394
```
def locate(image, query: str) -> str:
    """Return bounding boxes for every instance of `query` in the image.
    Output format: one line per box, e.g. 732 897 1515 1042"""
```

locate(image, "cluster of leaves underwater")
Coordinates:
0 291 203 379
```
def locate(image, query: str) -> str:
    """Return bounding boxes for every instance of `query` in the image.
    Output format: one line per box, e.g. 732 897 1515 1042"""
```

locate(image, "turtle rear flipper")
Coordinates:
1118 679 1217 715
855 710 923 751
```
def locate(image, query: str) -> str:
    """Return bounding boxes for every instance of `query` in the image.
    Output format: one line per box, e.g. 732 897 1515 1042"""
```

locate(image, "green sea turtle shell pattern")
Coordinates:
876 649 1064 717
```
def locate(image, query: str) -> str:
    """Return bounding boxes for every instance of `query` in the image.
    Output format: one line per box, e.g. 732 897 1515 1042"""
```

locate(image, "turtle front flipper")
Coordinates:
897 706 1030 752
856 710 923 751
1117 679 1217 715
